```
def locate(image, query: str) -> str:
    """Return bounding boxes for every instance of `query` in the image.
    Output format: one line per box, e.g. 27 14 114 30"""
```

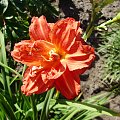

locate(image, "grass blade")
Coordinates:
0 30 11 97
54 99 120 118
30 95 38 120
60 107 78 120
40 88 54 120
0 93 16 120
0 61 22 79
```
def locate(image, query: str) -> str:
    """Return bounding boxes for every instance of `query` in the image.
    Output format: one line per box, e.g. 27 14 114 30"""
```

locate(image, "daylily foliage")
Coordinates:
11 16 95 99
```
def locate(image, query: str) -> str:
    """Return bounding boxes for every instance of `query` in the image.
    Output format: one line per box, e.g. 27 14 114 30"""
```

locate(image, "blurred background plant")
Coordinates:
0 0 120 120
97 23 120 97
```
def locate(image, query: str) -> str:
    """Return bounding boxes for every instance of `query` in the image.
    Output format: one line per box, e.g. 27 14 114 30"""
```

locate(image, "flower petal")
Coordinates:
29 16 50 41
11 40 54 66
41 60 66 80
41 59 66 79
65 43 95 72
21 66 54 96
50 18 82 52
48 23 54 30
55 68 80 99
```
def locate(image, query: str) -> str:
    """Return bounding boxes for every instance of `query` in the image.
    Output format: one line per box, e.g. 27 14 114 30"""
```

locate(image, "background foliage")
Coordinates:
98 23 120 83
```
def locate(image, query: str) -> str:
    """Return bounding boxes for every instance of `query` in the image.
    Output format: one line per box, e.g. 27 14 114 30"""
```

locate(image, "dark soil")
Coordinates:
52 0 120 120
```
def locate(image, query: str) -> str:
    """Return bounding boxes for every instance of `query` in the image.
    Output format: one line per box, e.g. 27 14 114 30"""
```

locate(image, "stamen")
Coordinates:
49 50 60 61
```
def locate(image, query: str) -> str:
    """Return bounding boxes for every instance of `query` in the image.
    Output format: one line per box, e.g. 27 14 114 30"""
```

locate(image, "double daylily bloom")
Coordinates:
11 16 95 99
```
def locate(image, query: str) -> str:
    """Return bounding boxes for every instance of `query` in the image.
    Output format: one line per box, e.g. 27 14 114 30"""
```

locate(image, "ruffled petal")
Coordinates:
11 40 54 66
48 23 54 30
29 16 50 41
21 66 54 96
65 43 95 72
50 18 82 52
55 68 80 99
41 60 66 80
21 60 66 96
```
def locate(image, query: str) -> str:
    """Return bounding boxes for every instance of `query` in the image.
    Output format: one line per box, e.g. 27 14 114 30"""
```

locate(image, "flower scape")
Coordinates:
11 16 95 99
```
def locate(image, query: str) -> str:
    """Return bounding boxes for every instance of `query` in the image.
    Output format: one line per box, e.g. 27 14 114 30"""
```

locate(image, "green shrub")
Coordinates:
98 23 120 83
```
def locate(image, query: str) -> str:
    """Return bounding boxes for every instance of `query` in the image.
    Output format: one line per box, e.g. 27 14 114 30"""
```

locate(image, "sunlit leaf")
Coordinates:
0 0 8 15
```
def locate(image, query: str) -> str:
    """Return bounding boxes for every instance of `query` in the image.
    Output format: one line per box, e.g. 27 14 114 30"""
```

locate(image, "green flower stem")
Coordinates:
96 12 120 30
96 19 114 31
22 65 27 76
82 26 94 41
30 95 38 120
82 3 97 41
112 12 120 22
0 61 22 79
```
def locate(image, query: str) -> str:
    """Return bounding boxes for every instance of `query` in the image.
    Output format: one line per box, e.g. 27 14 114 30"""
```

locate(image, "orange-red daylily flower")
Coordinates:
11 16 95 99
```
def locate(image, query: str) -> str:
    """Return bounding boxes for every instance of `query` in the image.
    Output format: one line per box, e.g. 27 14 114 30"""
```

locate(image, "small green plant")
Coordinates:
98 23 120 83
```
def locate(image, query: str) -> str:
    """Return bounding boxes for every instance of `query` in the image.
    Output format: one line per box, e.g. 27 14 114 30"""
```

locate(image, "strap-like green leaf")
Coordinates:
53 98 120 119
40 88 54 120
0 93 16 120
0 30 12 97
